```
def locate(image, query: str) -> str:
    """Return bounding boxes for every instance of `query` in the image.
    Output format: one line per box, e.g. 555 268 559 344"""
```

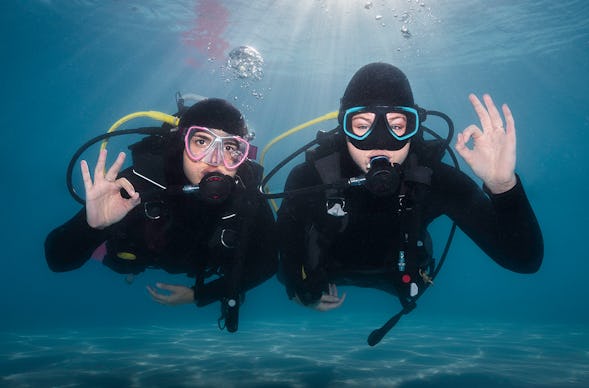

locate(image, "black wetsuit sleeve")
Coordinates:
194 194 278 306
430 164 543 273
44 209 112 272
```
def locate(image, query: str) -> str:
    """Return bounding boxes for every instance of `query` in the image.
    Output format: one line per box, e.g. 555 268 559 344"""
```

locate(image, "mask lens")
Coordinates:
220 137 249 169
343 106 419 141
346 110 375 140
186 128 215 160
343 107 371 140
386 107 419 140
184 126 250 169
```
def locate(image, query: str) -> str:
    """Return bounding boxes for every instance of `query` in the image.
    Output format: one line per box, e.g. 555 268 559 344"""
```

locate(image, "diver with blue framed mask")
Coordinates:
273 62 543 345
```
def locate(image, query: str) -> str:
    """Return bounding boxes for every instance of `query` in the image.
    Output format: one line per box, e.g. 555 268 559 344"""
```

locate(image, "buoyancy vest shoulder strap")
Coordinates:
313 152 342 187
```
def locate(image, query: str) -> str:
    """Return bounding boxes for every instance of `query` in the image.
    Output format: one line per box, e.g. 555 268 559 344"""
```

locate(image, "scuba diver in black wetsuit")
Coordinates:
45 98 278 333
273 62 543 345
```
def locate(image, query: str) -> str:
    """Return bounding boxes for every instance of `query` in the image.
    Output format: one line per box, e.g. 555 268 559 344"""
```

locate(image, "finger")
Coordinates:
151 296 169 305
455 125 479 150
455 131 475 163
80 160 93 193
146 286 161 301
482 94 504 130
469 93 492 131
146 285 157 297
118 178 140 202
454 133 466 152
319 293 346 311
328 283 336 296
93 149 108 182
155 282 179 292
320 294 343 303
105 152 126 182
146 286 167 303
332 284 340 297
502 103 516 138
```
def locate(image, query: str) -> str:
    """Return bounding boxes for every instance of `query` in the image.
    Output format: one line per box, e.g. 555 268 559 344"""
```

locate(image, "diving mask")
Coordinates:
343 106 420 151
184 126 250 169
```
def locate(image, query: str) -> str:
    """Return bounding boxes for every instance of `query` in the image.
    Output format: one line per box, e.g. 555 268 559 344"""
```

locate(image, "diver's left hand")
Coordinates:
295 283 346 312
455 93 517 194
147 282 194 305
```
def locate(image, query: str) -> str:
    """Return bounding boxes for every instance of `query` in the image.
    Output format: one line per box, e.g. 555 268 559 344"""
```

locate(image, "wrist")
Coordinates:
485 174 517 194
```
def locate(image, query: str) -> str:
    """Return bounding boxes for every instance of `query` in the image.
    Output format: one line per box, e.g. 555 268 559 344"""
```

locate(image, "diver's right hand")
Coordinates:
82 149 140 229
295 283 346 312
147 282 195 305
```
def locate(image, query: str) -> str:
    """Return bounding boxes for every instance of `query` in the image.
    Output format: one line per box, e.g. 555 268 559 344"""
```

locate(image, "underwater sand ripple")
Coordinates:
0 320 587 387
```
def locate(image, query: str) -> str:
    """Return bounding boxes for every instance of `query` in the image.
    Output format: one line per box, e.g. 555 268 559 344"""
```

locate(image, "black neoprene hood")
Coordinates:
339 62 415 122
179 98 247 137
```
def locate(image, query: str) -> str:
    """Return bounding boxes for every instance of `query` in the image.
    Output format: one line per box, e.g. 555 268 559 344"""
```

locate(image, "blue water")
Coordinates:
1 0 588 386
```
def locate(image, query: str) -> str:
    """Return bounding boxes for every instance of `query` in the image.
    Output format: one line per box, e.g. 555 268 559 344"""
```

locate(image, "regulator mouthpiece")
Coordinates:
364 156 400 196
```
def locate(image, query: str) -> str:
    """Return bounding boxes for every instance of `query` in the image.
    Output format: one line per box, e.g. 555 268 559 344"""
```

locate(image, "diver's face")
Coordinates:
182 128 238 184
346 138 410 173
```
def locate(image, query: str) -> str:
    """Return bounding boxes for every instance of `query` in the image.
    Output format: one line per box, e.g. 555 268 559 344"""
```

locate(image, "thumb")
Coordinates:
454 133 467 155
455 131 475 163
